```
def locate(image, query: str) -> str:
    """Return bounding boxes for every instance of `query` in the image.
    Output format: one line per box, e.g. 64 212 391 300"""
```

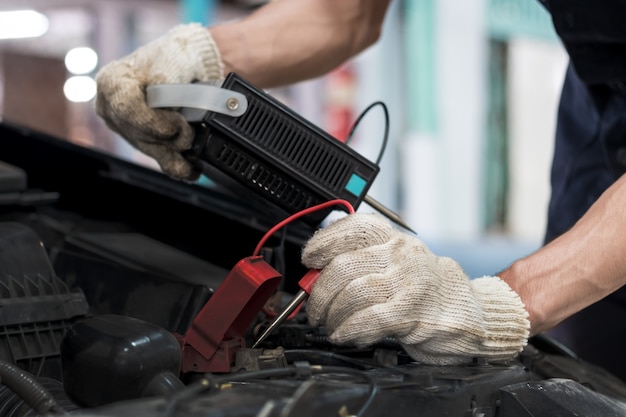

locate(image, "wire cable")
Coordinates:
161 363 378 417
253 199 355 321
253 199 355 257
160 378 213 417
280 365 378 417
345 101 390 166
284 349 378 371
211 364 378 417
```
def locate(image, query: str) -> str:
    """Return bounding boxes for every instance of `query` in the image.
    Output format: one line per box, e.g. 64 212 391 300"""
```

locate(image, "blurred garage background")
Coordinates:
0 0 568 276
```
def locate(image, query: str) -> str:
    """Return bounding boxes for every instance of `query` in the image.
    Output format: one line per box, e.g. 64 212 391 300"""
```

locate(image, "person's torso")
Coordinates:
542 0 626 86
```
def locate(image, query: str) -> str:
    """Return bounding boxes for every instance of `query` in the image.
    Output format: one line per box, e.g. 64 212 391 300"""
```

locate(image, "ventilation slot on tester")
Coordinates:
229 97 351 196
214 142 313 212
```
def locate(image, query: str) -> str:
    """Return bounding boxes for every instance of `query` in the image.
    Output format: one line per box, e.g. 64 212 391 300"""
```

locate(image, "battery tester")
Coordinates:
147 73 413 372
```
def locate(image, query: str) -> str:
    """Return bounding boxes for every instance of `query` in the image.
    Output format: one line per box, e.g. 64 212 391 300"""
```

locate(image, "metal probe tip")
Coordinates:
364 195 416 234
252 290 308 348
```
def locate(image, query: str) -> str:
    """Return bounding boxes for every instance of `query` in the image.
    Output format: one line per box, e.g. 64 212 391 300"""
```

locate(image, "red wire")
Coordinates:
253 199 355 257
255 199 355 320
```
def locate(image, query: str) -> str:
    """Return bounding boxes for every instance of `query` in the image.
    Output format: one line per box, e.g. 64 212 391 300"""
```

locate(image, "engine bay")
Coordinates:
1 121 626 417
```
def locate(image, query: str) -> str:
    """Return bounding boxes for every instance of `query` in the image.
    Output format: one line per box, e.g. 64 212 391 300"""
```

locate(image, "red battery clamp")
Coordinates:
176 199 355 374
176 256 282 373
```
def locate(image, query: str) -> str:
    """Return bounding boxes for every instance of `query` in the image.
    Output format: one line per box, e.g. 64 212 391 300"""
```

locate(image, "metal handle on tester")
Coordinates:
252 269 320 348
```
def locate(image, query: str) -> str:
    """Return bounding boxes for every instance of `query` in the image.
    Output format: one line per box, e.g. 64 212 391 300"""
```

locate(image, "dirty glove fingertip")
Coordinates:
301 213 394 268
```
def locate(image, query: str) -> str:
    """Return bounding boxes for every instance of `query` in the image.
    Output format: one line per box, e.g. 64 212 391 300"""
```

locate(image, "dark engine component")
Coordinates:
1 113 626 416
61 314 184 407
53 231 228 335
66 346 626 417
500 379 626 416
0 360 72 416
0 222 88 381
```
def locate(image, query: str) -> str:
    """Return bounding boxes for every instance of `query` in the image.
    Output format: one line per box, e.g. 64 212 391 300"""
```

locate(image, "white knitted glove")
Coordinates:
95 23 224 181
302 213 530 365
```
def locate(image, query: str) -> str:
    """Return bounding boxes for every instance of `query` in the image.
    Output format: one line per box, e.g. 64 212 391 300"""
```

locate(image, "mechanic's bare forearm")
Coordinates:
210 0 391 88
500 174 626 335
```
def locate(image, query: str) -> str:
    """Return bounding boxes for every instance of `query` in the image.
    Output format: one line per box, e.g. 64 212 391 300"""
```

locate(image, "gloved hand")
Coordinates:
95 23 224 181
302 213 530 365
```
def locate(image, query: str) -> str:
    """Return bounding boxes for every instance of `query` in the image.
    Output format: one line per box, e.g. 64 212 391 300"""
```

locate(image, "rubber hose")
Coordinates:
0 360 66 415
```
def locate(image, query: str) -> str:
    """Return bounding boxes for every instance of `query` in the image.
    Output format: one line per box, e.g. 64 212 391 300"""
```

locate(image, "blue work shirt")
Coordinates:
540 0 626 381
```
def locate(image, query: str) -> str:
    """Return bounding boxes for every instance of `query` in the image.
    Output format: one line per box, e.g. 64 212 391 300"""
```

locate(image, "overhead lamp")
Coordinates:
0 10 49 40
65 47 98 75
64 76 97 103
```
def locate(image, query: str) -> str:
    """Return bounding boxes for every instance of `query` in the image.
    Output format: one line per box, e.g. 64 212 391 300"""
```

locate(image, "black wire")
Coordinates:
213 367 300 384
345 101 390 166
161 370 296 417
213 364 378 417
160 364 378 417
160 370 292 417
278 378 319 417
277 226 287 275
283 349 378 370
160 378 213 417
312 365 378 417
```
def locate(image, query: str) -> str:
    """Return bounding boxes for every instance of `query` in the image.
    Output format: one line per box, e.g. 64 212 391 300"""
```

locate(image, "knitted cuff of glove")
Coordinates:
168 23 225 81
470 276 530 362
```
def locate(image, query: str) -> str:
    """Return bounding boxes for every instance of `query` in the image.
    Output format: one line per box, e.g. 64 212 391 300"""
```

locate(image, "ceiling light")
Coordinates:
64 76 97 103
65 47 98 75
0 10 49 40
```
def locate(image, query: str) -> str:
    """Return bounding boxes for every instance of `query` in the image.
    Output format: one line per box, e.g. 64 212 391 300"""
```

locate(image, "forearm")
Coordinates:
210 0 391 88
500 173 626 335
